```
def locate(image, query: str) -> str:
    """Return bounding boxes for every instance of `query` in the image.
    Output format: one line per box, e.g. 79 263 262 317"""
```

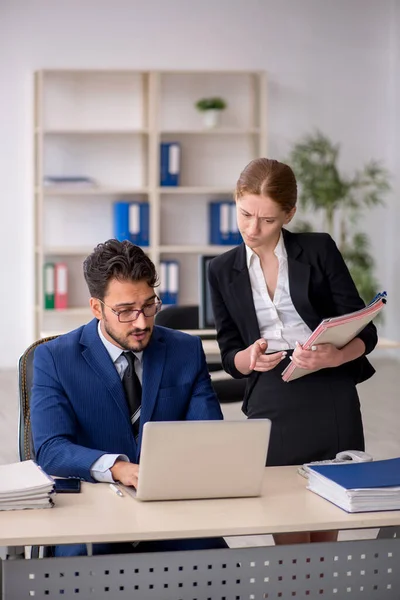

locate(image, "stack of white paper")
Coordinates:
0 460 55 510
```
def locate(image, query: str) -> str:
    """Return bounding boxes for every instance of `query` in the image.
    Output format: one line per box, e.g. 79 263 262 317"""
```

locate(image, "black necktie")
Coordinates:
122 352 142 439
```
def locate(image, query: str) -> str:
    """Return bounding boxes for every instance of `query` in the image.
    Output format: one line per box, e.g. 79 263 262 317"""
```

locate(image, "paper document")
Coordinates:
281 292 387 382
0 460 55 510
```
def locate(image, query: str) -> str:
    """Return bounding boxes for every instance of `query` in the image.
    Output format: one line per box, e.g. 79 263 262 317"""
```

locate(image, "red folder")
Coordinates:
55 263 68 309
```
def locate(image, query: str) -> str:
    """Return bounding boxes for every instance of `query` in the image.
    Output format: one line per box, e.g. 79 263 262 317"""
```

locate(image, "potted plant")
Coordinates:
287 131 390 305
195 97 227 129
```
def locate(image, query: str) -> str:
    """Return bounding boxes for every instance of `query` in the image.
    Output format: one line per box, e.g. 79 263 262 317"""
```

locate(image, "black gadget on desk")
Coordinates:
54 478 81 493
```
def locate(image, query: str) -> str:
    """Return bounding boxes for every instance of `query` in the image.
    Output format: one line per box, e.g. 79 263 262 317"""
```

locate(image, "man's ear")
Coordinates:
285 206 297 224
90 297 102 320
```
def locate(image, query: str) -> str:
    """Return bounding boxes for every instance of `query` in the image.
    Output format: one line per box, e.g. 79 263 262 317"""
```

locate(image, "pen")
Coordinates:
109 483 124 497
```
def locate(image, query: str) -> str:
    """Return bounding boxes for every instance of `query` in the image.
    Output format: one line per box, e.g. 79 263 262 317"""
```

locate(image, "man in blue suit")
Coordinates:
31 239 224 556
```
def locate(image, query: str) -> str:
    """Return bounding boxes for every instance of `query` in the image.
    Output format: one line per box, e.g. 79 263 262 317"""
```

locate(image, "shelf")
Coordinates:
37 128 149 135
39 307 91 317
159 245 238 254
160 128 260 135
41 187 149 196
158 187 234 195
42 246 101 256
34 69 266 337
39 246 154 255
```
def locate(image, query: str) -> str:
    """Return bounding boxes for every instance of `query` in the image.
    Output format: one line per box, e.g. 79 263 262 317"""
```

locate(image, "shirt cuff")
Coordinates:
90 454 129 483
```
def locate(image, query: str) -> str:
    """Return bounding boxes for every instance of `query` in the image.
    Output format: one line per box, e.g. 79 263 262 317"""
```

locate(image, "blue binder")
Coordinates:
159 260 179 305
209 201 238 245
209 202 221 244
310 458 400 489
139 202 150 247
113 202 131 242
113 201 149 246
160 142 181 186
167 261 179 305
229 201 242 245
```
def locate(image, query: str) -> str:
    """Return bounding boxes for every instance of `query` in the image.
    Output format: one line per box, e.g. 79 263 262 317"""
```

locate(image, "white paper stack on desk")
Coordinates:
307 458 400 513
0 460 55 510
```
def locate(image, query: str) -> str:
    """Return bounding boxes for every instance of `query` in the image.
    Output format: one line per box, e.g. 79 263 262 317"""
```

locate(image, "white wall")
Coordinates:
0 0 398 368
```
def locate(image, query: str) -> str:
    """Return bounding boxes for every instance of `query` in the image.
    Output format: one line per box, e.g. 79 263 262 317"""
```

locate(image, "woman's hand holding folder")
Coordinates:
290 341 344 371
290 337 367 374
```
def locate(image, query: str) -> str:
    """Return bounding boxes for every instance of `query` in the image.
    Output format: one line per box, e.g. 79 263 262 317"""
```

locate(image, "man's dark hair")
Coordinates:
83 239 159 300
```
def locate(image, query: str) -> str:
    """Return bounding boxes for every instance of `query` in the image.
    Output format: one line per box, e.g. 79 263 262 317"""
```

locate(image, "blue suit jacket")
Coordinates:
31 319 223 481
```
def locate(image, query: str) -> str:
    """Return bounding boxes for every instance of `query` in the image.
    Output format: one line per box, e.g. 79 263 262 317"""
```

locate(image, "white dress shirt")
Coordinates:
246 233 313 352
90 322 143 482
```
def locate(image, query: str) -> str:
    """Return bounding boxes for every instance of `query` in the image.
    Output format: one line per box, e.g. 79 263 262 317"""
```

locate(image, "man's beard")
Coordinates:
102 316 152 352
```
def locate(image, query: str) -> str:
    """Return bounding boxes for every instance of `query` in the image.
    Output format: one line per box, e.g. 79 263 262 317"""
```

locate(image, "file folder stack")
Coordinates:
307 458 400 513
0 460 55 511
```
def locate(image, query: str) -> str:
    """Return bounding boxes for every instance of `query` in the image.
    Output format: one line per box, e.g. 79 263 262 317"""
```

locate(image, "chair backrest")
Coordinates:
155 305 199 330
18 336 59 462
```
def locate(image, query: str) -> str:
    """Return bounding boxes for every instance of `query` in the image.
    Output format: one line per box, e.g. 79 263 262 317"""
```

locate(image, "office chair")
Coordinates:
18 335 59 558
18 336 59 463
155 305 247 404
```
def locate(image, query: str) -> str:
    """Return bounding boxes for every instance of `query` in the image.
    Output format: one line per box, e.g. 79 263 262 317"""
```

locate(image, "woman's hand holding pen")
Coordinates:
249 338 287 372
291 342 343 371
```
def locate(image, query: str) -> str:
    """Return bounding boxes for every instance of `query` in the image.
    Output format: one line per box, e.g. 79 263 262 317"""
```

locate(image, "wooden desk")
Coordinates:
2 467 400 599
1 467 399 547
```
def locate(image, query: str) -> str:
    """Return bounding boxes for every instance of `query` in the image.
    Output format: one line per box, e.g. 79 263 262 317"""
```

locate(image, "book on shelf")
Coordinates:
159 260 179 305
43 262 68 310
0 460 55 511
55 263 68 309
307 457 400 513
209 201 242 245
282 292 387 383
114 201 150 246
43 176 97 188
43 262 55 309
160 142 180 186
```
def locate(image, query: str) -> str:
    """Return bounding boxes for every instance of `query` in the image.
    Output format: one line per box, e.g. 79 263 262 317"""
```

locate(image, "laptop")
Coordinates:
127 419 271 501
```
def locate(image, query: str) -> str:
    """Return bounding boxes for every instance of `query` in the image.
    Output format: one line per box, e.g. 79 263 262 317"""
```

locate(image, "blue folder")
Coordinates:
160 142 180 186
310 458 400 489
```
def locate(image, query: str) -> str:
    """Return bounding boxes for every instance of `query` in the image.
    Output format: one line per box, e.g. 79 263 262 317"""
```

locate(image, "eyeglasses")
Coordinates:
98 298 162 323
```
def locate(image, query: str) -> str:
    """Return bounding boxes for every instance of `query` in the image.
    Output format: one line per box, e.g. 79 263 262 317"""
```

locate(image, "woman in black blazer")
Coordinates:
208 158 377 470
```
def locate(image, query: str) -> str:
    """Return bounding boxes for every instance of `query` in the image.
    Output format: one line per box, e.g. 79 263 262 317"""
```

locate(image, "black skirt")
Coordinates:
246 352 365 467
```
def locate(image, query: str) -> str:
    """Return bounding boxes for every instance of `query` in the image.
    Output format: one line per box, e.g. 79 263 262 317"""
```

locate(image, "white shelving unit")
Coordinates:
34 70 267 338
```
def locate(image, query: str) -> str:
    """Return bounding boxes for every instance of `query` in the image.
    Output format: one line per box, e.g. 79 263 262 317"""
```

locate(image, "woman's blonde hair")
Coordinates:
235 158 297 212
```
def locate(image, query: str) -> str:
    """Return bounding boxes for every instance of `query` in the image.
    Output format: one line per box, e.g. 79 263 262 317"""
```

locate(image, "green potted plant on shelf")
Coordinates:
195 97 227 129
287 131 390 305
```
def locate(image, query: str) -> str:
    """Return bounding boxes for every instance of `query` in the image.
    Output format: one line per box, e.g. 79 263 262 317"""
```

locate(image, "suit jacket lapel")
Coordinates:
139 327 166 438
80 319 133 431
231 245 260 343
283 229 321 329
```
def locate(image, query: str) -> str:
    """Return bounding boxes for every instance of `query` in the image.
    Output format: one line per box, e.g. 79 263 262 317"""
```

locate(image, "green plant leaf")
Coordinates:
195 97 227 111
286 130 390 320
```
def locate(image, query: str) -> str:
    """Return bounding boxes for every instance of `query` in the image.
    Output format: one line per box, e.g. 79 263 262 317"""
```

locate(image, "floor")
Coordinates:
0 356 399 548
